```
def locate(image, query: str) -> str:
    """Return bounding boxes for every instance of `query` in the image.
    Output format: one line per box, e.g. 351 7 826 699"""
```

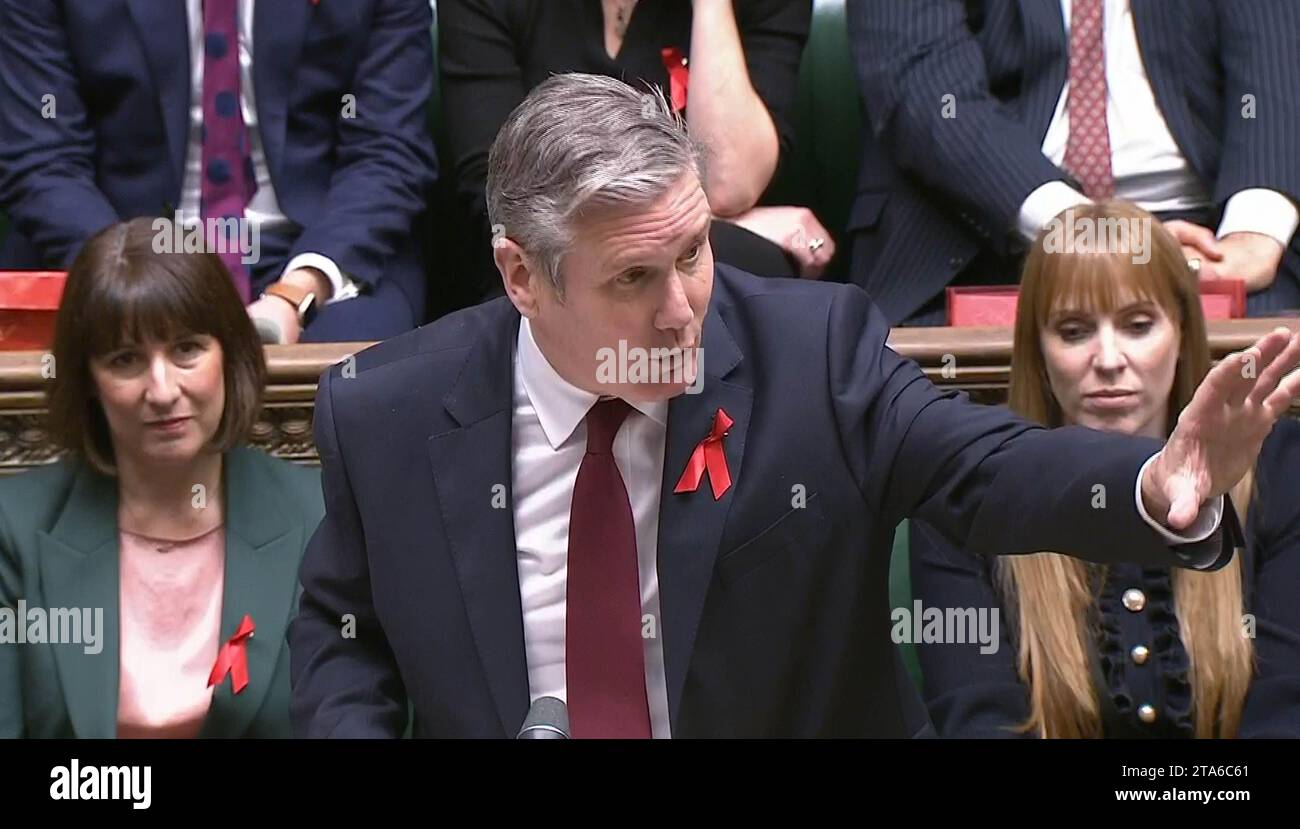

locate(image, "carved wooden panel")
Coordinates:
0 411 63 469
0 321 1295 474
248 404 320 463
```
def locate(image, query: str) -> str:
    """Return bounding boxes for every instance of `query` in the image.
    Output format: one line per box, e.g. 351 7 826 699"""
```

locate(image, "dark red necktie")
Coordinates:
565 398 652 739
201 0 256 302
1063 0 1116 199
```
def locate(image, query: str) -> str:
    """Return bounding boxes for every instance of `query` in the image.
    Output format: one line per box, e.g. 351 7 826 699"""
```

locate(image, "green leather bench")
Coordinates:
763 0 864 283
751 0 920 687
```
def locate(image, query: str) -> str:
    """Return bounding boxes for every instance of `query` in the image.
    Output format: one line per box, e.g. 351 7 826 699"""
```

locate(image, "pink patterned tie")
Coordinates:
1063 0 1116 199
200 0 256 302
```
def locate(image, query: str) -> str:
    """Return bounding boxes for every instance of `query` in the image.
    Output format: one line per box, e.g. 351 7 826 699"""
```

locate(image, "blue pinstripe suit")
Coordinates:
847 0 1300 324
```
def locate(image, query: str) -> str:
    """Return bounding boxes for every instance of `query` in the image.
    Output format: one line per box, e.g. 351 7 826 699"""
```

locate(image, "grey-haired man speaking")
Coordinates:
289 73 1300 738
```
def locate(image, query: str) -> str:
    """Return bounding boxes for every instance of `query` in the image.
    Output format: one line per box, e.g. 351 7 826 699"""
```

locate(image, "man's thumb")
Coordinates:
1166 486 1202 532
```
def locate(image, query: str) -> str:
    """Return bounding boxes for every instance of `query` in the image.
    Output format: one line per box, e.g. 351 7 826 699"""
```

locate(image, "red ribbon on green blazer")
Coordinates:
208 614 255 695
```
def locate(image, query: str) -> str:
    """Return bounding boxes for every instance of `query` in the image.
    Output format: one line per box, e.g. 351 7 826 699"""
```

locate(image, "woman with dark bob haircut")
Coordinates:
0 218 323 738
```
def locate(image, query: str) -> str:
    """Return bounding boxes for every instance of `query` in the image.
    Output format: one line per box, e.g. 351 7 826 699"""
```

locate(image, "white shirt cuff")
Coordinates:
1133 453 1224 546
1017 181 1092 243
283 253 362 305
1216 189 1300 249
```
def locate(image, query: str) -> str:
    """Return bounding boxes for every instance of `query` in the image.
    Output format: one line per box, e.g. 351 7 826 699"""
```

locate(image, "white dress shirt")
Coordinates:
512 317 673 738
1018 0 1300 247
507 316 1223 738
181 0 357 303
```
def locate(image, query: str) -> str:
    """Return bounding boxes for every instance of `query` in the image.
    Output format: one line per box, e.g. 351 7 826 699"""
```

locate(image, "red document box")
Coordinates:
948 279 1246 327
946 286 1020 327
1196 278 1247 319
0 272 66 350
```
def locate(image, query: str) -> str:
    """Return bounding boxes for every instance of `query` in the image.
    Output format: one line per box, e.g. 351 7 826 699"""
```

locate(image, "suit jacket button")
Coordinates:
1122 588 1146 612
1130 644 1150 665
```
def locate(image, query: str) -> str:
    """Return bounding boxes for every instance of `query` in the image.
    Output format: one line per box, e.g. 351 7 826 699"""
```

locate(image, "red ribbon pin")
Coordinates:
661 47 689 113
674 408 734 500
208 614 255 695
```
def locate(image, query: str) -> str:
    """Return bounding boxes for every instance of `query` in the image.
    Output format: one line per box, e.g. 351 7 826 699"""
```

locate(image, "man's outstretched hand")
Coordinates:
1143 327 1300 532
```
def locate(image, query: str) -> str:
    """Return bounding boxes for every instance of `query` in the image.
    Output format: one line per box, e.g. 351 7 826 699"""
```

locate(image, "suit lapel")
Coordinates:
428 307 531 737
34 451 297 738
657 305 751 731
1017 0 1068 139
253 0 311 193
200 448 303 738
423 298 754 736
126 0 191 197
37 467 121 739
1129 0 1202 174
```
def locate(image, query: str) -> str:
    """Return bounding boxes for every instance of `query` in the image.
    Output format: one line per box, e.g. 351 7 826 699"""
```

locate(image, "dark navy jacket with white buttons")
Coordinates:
911 418 1300 738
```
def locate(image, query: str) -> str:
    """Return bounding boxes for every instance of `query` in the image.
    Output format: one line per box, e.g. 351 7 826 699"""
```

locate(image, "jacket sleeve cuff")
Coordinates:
1017 181 1091 243
1133 453 1230 570
283 253 362 305
1216 189 1300 249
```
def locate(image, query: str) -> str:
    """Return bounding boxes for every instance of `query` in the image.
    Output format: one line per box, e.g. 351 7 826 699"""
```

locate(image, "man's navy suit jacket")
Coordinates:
0 0 437 309
288 265 1239 738
846 0 1300 323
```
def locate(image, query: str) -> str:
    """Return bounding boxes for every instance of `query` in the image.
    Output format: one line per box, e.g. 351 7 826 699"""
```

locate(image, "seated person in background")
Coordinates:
0 218 323 738
0 0 438 343
848 0 1300 326
438 0 834 307
910 202 1300 738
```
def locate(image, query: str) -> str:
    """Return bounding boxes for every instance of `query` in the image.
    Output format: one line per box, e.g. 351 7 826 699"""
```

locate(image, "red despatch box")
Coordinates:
948 279 1247 327
0 272 66 350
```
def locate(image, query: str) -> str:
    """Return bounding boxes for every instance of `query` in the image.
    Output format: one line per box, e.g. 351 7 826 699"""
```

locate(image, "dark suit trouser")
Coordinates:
1247 241 1300 316
899 207 1300 327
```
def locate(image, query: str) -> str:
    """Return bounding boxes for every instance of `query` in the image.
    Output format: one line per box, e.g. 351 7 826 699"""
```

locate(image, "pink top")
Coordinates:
116 524 226 739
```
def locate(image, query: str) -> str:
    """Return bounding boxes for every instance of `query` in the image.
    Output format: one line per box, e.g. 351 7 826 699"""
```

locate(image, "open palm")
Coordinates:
1144 327 1300 530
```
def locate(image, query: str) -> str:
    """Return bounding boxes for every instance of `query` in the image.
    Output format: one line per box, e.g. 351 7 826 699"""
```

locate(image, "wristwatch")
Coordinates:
262 281 318 326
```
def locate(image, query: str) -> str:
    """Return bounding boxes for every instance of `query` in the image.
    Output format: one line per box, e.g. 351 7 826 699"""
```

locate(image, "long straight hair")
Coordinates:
1001 202 1254 738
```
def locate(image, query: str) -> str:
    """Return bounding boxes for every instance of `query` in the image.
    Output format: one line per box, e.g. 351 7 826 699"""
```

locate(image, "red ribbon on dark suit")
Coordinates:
674 408 734 500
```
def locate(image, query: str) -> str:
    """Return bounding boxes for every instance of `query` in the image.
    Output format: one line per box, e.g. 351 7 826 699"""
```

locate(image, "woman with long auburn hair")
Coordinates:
910 202 1300 738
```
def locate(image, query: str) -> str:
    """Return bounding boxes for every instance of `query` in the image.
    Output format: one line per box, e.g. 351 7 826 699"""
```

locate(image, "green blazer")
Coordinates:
0 446 323 738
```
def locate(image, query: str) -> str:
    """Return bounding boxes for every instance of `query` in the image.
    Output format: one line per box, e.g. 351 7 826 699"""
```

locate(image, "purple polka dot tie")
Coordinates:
1063 0 1116 200
201 0 256 303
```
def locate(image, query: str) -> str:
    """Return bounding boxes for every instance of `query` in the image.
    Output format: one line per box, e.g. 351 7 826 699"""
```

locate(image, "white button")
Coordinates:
1122 589 1146 612
1131 645 1150 665
1138 704 1157 723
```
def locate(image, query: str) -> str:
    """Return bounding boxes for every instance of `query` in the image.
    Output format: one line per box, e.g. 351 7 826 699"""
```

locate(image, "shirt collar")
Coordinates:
517 317 668 449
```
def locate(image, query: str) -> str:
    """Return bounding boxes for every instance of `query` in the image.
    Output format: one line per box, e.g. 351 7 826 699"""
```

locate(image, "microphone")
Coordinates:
516 696 569 739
